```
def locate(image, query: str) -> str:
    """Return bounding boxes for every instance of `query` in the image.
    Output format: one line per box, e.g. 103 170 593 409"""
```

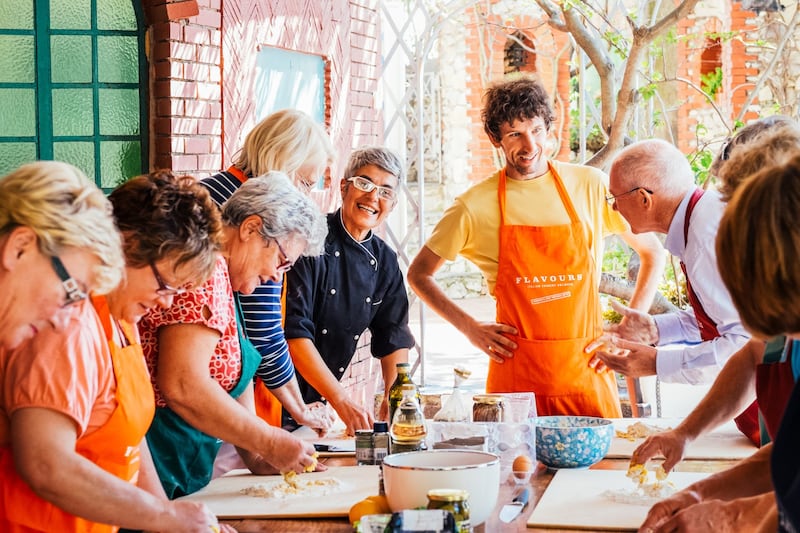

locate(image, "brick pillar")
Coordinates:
145 0 223 176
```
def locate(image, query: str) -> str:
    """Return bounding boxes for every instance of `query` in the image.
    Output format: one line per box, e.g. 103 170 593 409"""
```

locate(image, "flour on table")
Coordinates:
240 473 341 499
615 421 671 441
602 462 676 505
601 482 677 506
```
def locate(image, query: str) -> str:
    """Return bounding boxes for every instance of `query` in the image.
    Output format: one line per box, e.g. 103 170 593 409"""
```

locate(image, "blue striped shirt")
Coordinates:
200 169 295 388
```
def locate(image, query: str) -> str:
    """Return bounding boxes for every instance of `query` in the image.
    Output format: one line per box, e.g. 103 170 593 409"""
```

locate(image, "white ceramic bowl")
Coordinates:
382 450 500 525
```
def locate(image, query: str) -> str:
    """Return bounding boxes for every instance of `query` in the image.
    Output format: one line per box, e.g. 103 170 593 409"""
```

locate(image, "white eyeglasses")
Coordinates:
346 176 397 202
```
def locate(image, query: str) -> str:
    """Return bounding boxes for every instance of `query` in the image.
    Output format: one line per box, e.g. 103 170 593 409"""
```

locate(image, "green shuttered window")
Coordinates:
0 0 146 190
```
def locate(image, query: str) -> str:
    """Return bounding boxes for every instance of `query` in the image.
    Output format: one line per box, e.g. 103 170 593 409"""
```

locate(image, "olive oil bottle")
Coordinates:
390 384 427 453
387 362 419 424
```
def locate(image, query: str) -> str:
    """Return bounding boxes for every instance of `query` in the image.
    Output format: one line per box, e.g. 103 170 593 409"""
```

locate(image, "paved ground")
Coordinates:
407 296 710 418
408 296 493 395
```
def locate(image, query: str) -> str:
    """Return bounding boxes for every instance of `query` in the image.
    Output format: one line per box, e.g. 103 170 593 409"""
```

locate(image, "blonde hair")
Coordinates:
717 122 800 201
0 161 124 294
232 109 335 181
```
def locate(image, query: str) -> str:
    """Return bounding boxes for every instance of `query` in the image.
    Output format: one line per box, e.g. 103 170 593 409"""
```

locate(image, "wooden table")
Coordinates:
221 457 736 532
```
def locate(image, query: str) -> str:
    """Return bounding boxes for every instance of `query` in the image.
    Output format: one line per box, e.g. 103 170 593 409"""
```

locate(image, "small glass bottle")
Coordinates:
390 384 427 453
355 429 374 465
373 421 390 464
426 489 471 532
388 362 420 425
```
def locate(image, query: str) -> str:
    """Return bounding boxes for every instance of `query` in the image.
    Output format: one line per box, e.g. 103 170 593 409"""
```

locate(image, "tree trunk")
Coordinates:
600 272 678 315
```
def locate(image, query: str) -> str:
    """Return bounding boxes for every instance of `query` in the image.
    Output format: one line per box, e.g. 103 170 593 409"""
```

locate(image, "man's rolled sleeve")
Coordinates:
653 308 701 346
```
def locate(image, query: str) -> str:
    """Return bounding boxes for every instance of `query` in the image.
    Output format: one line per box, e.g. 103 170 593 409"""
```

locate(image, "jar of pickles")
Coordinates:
426 489 471 532
472 394 505 422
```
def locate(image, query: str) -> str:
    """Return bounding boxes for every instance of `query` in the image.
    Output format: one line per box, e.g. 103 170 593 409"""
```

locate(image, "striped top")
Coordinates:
200 168 295 388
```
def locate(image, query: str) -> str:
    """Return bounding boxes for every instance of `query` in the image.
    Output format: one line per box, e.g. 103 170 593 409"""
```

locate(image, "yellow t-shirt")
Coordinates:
425 160 629 294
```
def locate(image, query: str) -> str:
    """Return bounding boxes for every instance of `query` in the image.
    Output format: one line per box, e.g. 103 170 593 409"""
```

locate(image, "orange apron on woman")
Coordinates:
486 164 621 418
0 295 155 532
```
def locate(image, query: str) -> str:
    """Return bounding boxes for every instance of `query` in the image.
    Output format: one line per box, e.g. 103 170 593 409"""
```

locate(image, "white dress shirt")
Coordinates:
653 189 750 383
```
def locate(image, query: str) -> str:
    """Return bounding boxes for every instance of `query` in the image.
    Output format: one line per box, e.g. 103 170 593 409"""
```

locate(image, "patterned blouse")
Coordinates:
138 255 242 407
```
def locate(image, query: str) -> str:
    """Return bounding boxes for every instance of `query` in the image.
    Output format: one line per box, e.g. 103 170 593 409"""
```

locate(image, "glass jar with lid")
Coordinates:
426 489 471 532
472 394 505 422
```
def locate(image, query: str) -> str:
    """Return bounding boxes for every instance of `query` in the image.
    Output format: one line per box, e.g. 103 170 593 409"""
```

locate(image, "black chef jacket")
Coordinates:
284 209 415 408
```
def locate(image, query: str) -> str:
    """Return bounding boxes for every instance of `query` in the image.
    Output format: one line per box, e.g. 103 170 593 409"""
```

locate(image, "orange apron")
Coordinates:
487 164 621 418
0 295 155 532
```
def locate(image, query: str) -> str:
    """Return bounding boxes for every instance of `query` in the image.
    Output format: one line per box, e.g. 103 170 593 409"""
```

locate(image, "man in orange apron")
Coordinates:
407 76 664 418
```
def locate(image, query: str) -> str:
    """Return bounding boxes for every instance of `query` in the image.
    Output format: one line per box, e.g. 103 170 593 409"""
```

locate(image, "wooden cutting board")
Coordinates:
527 469 709 530
607 418 756 460
179 466 378 518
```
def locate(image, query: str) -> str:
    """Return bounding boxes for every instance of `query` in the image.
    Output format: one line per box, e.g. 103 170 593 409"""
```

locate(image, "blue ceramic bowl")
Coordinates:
534 416 613 469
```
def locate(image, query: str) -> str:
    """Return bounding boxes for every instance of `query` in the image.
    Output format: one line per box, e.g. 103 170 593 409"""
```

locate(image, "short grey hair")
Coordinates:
221 171 327 256
344 146 405 183
610 139 693 197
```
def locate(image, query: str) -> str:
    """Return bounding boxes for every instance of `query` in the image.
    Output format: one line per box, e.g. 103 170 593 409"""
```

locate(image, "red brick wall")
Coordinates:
674 2 758 152
463 8 573 184
728 2 760 123
144 0 381 187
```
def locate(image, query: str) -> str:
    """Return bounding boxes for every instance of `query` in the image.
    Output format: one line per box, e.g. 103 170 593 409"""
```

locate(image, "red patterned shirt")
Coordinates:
139 255 242 407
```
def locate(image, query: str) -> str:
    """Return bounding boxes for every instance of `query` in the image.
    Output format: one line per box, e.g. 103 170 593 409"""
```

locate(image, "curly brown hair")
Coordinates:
108 170 223 284
481 76 555 143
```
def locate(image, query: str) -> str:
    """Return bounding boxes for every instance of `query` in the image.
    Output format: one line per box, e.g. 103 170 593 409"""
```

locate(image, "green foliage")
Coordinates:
700 67 723 99
638 83 658 100
602 238 630 276
688 148 715 187
604 30 630 60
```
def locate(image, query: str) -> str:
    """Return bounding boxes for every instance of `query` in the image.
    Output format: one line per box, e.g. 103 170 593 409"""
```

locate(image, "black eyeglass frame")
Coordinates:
149 262 187 296
50 256 88 306
605 186 654 206
273 239 295 274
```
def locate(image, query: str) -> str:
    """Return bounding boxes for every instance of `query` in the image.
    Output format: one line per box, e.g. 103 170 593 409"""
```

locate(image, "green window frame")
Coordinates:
0 0 147 191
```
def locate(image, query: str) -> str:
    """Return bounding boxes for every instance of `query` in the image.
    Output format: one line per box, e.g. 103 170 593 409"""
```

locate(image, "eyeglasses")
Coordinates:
346 176 397 202
273 239 295 274
150 262 188 296
50 256 88 306
719 137 733 162
605 186 653 206
293 170 322 193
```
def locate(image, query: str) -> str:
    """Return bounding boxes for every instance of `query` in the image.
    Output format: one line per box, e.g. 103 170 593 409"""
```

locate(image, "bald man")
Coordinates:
592 139 749 387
